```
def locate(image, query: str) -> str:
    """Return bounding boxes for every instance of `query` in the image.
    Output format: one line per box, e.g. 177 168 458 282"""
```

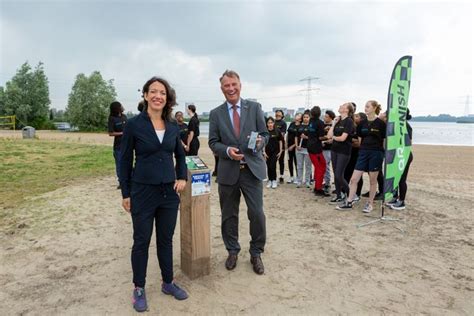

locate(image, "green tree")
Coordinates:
66 71 117 131
1 62 51 128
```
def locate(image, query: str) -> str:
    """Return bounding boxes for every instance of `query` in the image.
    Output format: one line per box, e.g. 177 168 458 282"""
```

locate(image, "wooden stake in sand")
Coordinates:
180 156 211 279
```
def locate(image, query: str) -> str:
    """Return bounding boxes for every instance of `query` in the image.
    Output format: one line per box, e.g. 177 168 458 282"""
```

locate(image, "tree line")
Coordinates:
0 61 117 131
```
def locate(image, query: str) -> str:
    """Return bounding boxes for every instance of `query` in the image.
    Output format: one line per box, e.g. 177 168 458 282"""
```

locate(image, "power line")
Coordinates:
299 76 320 108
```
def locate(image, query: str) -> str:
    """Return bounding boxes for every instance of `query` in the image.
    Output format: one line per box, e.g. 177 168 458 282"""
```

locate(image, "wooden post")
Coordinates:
180 157 211 279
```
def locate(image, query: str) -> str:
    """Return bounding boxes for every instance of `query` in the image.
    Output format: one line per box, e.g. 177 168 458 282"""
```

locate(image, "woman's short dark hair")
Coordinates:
110 101 122 117
266 116 275 124
175 111 183 118
142 76 176 121
275 109 285 118
325 110 335 119
310 106 321 119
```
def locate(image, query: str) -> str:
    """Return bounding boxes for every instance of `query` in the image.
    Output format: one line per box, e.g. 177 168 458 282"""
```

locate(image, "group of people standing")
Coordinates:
107 70 413 313
263 101 413 213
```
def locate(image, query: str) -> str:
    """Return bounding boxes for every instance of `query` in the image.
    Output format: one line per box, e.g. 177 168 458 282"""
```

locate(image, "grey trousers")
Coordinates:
323 150 332 186
296 148 312 185
218 167 266 257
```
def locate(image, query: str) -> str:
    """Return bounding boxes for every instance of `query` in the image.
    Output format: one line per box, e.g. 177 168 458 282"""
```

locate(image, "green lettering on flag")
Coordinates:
383 56 412 202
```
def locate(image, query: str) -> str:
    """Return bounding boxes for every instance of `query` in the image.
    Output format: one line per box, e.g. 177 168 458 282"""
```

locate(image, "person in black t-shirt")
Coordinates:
264 117 284 189
186 104 200 156
321 110 335 193
108 101 128 189
307 106 329 196
327 102 355 204
295 112 312 188
337 100 386 213
387 109 414 210
175 111 188 148
286 113 302 183
274 110 287 183
344 111 367 201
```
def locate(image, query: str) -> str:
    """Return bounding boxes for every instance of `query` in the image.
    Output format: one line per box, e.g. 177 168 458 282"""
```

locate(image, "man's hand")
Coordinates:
122 198 131 214
255 135 263 148
228 147 244 160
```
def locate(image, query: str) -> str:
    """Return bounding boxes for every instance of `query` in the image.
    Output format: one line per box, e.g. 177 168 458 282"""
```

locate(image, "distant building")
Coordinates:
297 107 306 114
286 109 295 118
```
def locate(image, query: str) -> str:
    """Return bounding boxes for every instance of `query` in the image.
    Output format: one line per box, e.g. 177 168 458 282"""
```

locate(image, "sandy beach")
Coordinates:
1 130 473 315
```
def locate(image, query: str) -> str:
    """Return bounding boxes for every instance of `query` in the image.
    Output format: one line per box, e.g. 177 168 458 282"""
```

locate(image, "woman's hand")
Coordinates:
263 152 268 160
122 198 131 214
296 146 301 151
174 179 187 193
276 151 282 159
301 134 308 139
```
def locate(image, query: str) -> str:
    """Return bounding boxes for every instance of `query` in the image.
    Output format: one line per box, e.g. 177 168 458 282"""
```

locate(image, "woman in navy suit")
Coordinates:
119 77 188 312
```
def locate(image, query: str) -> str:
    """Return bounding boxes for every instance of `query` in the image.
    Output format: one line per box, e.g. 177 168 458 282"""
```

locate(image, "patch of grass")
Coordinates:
0 138 115 213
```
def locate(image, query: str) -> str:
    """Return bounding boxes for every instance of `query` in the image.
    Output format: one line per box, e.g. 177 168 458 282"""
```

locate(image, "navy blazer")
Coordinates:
119 111 187 198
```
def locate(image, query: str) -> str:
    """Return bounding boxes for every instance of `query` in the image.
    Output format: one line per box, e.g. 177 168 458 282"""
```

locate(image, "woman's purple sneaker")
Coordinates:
132 287 148 312
162 282 188 300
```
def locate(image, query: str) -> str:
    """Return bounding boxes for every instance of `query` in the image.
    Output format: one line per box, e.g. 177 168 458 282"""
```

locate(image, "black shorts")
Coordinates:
355 149 383 172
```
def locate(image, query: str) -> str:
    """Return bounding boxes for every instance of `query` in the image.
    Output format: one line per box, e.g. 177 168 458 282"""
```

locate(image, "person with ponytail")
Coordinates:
186 104 200 156
108 101 128 189
327 103 355 204
344 110 367 202
337 100 386 213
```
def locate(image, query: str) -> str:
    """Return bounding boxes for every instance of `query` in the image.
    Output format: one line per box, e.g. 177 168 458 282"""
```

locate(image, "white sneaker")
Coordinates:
266 181 272 189
363 203 373 213
271 180 278 189
287 177 293 184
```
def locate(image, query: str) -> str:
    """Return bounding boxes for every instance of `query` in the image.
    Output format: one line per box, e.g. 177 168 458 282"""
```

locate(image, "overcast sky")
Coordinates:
1 0 472 116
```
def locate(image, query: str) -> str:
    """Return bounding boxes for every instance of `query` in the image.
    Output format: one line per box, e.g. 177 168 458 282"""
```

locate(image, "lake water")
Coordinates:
196 121 474 146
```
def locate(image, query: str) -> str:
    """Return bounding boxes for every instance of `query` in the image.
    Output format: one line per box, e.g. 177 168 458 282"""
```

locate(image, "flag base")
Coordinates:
356 205 405 233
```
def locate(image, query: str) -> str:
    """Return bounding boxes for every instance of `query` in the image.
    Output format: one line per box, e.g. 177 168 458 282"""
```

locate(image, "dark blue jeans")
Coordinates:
130 182 180 287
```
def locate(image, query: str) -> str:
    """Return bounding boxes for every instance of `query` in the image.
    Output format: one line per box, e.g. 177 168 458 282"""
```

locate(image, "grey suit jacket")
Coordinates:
208 99 269 185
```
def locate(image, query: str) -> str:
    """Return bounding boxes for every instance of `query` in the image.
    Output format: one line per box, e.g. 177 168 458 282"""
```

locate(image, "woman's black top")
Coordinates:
296 124 310 149
357 118 386 151
331 117 354 155
266 128 284 154
108 114 128 150
307 118 325 154
188 115 200 139
178 122 188 143
287 122 299 147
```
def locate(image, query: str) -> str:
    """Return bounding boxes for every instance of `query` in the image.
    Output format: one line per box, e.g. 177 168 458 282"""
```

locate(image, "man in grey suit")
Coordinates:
208 70 269 275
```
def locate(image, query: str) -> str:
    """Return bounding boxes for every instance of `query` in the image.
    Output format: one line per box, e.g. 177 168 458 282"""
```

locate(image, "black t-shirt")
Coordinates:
275 119 287 134
265 128 284 154
322 122 332 150
331 117 354 155
177 122 188 143
287 122 299 147
108 114 127 149
188 115 200 138
307 118 325 154
357 118 386 151
296 124 310 149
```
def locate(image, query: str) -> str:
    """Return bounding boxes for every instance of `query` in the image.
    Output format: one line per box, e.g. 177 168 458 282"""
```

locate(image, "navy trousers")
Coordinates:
130 182 179 287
